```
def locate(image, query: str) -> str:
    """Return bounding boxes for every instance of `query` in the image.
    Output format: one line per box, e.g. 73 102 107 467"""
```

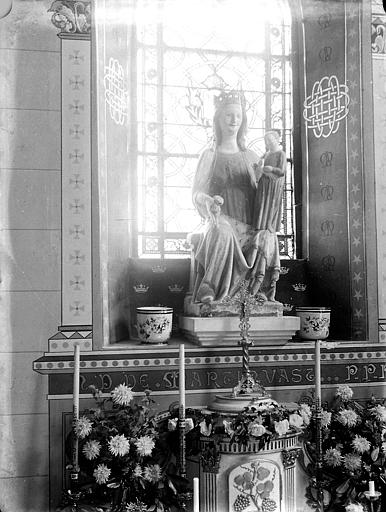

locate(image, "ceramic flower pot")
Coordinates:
136 306 173 344
295 307 331 340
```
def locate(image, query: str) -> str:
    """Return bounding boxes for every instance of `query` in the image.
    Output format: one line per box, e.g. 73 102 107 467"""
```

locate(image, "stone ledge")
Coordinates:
180 315 300 346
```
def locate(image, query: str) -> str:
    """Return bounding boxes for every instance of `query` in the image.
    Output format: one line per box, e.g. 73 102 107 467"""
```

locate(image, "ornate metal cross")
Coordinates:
222 280 266 396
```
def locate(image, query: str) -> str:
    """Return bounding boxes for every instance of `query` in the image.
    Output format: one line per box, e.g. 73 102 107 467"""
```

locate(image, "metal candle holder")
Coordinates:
223 280 266 396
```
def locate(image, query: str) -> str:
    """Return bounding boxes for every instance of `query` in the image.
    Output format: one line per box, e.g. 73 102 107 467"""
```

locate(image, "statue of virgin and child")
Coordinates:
186 90 286 315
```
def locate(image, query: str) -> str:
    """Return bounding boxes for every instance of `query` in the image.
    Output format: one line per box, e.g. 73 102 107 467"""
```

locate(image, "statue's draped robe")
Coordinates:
190 148 285 303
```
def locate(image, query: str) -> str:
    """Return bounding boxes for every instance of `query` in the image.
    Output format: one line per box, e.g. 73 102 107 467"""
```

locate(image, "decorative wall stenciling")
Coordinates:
303 75 350 138
320 185 334 201
318 12 332 30
104 57 128 126
320 151 333 167
345 1 367 339
48 0 91 34
62 37 92 326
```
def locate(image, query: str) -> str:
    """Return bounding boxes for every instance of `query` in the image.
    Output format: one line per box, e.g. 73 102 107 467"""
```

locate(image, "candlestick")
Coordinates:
369 481 375 495
315 339 321 404
314 339 323 511
193 477 199 512
179 343 186 412
72 343 80 474
178 343 186 479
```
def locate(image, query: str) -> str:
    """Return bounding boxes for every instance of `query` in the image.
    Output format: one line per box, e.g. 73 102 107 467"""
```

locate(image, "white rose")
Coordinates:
289 413 304 428
274 419 290 436
248 422 266 438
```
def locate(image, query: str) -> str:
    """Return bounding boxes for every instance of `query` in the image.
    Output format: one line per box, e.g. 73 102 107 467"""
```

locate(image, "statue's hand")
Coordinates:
206 195 223 226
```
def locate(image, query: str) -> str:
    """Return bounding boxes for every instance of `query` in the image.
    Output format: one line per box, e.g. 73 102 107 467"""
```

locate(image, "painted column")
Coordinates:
48 1 93 352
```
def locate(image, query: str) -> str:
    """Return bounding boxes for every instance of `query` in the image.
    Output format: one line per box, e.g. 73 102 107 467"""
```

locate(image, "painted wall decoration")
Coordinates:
303 74 350 138
48 0 91 34
301 0 372 340
104 57 128 126
61 37 92 326
345 1 368 340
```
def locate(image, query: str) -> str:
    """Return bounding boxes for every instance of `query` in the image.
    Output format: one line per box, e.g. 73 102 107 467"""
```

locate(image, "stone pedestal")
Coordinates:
199 432 302 512
180 315 300 346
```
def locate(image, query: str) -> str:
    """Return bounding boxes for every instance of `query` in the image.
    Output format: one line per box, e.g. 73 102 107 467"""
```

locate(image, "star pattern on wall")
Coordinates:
346 2 367 339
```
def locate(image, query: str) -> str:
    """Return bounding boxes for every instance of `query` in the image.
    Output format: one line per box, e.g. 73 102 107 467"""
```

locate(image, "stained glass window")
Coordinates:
132 0 295 258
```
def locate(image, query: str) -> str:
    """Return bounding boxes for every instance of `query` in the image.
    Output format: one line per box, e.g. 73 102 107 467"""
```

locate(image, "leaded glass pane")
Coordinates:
134 0 294 258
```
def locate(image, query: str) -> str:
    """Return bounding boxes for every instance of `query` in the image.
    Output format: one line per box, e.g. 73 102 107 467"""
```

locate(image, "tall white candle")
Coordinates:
72 343 80 470
315 340 321 404
193 477 199 512
179 343 186 412
369 480 375 496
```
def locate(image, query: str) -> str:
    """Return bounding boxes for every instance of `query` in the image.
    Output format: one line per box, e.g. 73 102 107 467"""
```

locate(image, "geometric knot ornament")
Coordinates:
303 74 350 138
104 57 128 126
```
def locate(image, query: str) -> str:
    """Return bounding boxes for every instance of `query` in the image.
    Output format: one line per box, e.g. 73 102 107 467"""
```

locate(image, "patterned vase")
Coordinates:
136 306 173 344
295 307 331 340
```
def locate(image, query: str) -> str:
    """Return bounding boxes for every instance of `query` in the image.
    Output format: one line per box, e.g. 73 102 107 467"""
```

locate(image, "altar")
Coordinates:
198 431 302 512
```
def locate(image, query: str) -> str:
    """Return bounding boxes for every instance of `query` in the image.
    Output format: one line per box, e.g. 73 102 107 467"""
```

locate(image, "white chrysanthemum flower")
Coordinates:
336 385 354 401
337 409 359 427
135 435 155 456
143 464 162 483
82 440 101 460
345 503 364 512
321 410 332 428
352 435 371 454
111 384 134 406
108 434 131 456
74 416 93 439
324 447 343 467
370 404 386 423
93 463 111 484
133 464 143 478
343 453 362 472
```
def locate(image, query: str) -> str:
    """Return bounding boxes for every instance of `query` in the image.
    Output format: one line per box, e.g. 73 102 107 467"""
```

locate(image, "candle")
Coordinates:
179 343 186 412
369 480 375 495
72 343 80 472
193 477 199 512
315 339 321 405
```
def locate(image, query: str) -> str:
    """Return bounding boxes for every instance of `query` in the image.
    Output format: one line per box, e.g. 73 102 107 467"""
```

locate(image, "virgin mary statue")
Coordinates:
187 90 285 309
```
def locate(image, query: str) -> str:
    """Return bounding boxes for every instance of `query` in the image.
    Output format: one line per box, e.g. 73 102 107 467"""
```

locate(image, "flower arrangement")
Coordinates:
302 385 386 511
66 384 182 512
160 399 308 457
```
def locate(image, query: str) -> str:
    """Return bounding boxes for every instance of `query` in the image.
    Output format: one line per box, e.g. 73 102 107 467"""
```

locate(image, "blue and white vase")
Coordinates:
136 306 173 344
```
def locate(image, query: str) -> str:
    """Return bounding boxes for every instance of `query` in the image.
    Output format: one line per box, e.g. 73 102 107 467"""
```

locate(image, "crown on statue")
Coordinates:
214 90 246 110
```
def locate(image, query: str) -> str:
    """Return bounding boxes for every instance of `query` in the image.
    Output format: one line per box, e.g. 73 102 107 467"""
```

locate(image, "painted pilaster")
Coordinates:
47 0 92 350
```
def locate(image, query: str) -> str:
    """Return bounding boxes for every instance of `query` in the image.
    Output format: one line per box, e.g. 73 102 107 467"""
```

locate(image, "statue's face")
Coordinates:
218 104 242 137
265 132 278 150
